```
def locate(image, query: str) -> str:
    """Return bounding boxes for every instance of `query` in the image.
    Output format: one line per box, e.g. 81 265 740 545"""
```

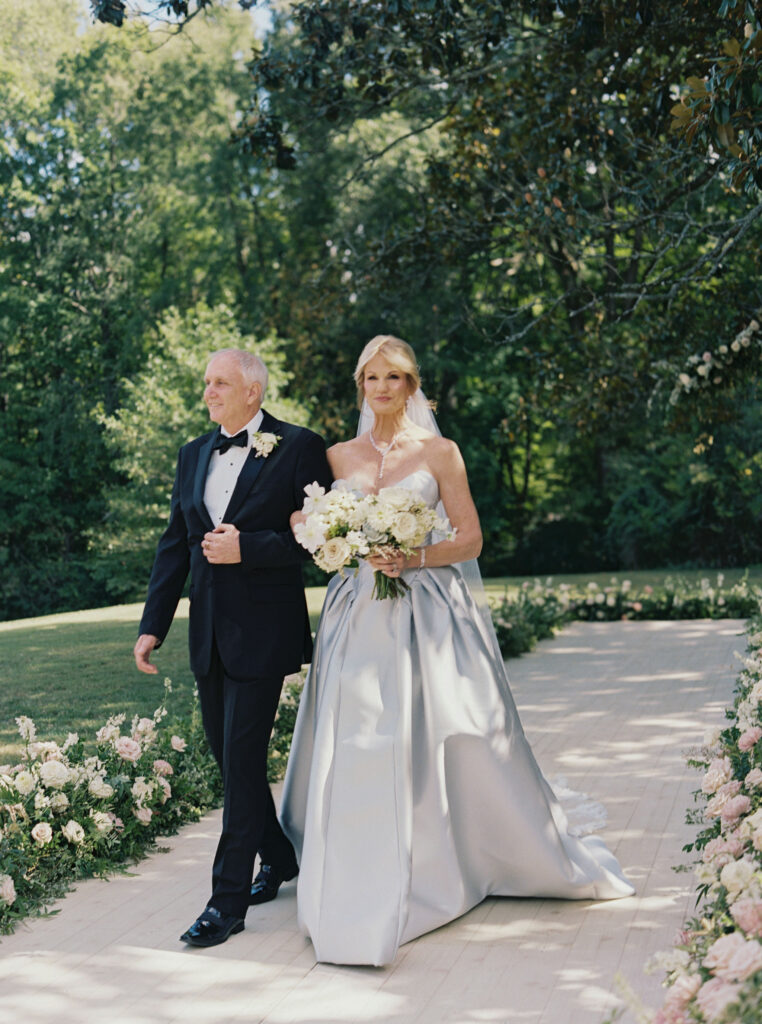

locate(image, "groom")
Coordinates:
134 347 332 947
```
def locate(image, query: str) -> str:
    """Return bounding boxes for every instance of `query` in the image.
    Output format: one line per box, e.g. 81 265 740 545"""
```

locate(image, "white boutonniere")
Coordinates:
251 431 281 458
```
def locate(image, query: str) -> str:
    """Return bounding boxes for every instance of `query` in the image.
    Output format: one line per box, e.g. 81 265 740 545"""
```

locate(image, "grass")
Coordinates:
2 567 759 763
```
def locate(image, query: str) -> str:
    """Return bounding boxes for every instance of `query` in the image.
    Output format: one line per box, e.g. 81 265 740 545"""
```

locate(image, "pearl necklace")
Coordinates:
369 429 404 480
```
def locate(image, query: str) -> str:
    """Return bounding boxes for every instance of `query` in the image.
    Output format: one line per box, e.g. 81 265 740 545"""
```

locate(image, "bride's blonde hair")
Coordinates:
354 335 421 409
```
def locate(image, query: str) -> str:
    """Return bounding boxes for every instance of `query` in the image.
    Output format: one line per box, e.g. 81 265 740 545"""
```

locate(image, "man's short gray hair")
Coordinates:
209 348 268 397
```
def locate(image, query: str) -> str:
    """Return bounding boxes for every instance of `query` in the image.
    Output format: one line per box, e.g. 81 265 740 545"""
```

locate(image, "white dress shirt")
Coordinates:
204 409 264 528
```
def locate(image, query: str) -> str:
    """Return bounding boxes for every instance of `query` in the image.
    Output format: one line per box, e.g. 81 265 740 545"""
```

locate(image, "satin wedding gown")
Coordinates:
280 470 633 966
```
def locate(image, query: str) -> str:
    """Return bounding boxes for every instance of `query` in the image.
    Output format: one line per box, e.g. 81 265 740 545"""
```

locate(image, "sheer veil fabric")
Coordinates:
279 393 634 967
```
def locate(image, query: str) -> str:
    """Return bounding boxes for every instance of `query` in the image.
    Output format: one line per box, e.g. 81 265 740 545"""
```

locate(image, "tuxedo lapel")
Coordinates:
222 410 283 523
193 431 218 529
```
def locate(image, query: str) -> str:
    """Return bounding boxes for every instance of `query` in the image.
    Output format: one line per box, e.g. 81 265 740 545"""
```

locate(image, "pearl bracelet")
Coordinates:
419 547 426 569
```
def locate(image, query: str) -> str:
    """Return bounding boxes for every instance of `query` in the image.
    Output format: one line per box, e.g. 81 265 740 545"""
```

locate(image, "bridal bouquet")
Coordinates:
294 481 453 599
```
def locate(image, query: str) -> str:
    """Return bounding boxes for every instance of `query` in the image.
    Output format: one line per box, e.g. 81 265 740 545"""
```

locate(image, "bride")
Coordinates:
279 334 634 966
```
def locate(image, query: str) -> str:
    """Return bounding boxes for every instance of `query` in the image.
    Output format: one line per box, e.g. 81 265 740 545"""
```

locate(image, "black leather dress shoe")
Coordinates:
180 906 245 947
249 863 298 905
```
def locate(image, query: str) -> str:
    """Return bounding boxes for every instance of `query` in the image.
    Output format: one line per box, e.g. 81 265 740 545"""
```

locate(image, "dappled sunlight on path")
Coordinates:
0 620 744 1023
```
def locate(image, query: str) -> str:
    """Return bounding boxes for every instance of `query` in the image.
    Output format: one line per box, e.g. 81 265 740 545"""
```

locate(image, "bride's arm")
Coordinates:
396 439 482 571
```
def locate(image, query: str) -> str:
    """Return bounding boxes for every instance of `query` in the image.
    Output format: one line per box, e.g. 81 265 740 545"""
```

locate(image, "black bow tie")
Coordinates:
213 429 248 454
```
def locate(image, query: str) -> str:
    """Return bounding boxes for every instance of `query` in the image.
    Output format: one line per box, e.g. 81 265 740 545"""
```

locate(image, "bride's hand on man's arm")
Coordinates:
290 509 307 533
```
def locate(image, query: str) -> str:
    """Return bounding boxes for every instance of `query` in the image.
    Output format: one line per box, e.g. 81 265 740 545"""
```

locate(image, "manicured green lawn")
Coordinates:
2 567 759 762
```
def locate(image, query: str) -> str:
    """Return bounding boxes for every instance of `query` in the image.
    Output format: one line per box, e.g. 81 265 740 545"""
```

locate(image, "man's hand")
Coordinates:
134 634 160 674
203 523 241 563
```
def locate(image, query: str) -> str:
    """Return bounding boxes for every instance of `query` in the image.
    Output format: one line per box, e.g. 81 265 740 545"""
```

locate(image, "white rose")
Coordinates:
49 792 69 814
14 770 36 796
391 511 418 543
15 716 36 742
31 822 53 846
39 760 71 790
131 776 154 803
89 810 113 833
0 873 16 905
720 858 761 903
88 776 114 800
34 791 50 812
316 536 352 572
61 819 85 844
376 486 412 509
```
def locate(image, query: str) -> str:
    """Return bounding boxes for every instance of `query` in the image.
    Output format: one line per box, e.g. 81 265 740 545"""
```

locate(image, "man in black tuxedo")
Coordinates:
134 348 332 947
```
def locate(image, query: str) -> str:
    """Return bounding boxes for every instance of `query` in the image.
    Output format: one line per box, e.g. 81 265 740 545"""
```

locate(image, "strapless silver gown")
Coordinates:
280 470 633 966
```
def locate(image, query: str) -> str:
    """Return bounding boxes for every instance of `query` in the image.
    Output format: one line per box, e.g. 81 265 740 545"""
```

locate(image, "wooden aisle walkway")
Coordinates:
0 620 745 1024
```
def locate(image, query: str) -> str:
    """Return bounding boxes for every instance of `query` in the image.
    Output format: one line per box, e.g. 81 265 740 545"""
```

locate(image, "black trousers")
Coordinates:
195 644 298 918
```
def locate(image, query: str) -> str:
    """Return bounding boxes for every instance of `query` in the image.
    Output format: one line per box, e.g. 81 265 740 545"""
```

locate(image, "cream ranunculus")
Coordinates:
61 819 85 844
31 822 53 846
316 536 352 572
39 759 71 790
14 770 36 796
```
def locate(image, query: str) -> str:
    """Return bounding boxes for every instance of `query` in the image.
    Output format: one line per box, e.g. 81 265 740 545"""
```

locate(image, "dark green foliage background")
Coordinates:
2 0 762 621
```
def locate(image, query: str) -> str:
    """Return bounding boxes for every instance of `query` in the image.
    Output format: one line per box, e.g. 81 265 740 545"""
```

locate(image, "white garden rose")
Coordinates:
376 485 413 509
14 770 36 796
39 759 71 790
720 858 761 903
49 792 69 814
88 776 114 799
391 511 418 543
61 819 85 844
89 810 112 833
131 776 154 803
31 822 53 846
316 536 352 572
0 873 16 905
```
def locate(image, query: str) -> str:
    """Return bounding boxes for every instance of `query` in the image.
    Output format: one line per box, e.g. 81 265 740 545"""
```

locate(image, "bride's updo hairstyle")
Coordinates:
354 334 421 409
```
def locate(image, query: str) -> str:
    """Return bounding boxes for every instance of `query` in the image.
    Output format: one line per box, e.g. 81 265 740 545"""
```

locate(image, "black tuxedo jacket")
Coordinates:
139 410 333 681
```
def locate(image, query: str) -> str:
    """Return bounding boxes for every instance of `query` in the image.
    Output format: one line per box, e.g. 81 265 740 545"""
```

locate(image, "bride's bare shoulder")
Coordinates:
327 436 365 476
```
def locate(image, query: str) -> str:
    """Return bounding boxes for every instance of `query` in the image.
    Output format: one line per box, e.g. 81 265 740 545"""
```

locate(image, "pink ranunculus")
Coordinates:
721 794 752 827
695 977 741 1021
170 735 187 752
133 806 152 825
114 736 141 762
152 759 173 777
730 898 762 937
738 726 762 752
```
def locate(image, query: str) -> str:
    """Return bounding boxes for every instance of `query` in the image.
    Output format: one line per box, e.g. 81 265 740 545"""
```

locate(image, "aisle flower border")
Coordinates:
0 679 223 935
617 623 762 1024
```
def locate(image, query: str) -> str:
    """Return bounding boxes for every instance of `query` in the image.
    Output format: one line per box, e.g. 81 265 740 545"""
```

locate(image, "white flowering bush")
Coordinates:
0 680 222 934
294 481 453 599
632 625 762 1024
490 575 762 659
669 318 761 407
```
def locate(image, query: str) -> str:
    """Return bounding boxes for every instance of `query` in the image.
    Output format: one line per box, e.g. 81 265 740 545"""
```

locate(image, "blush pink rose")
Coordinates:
695 977 741 1021
133 806 152 825
170 735 187 752
721 794 752 827
152 759 173 777
730 898 762 937
704 932 747 974
746 767 762 789
114 736 141 762
723 938 762 981
738 726 762 752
